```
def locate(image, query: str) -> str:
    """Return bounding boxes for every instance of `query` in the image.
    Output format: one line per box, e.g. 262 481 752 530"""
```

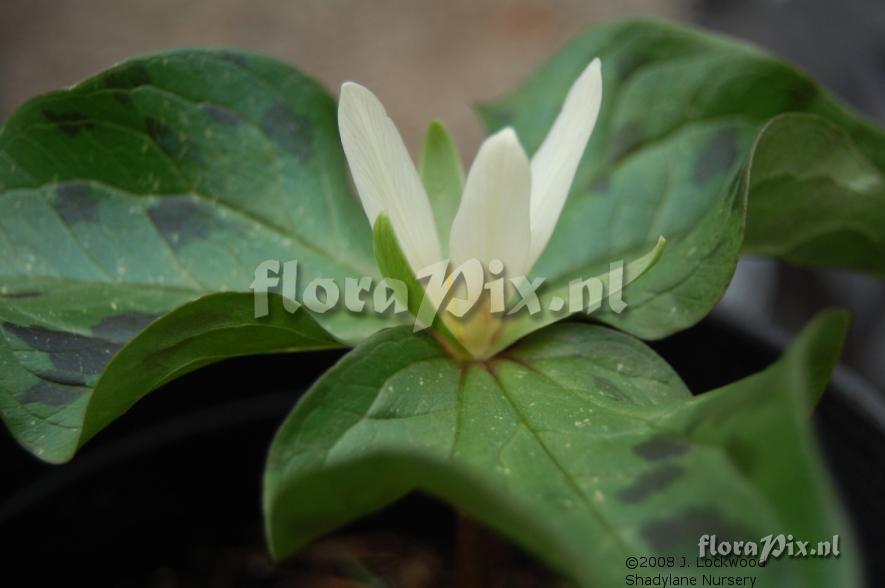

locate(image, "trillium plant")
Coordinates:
2 19 884 588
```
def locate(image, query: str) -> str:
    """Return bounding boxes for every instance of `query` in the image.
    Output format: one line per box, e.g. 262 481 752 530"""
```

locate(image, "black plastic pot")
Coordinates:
2 311 884 587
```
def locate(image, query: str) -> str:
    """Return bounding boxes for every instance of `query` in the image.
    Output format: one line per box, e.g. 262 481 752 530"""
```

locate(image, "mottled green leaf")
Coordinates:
481 19 885 339
0 49 392 461
1 291 341 463
264 310 855 587
743 113 885 275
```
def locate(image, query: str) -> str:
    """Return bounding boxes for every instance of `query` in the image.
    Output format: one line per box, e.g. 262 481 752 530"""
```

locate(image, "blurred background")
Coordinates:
1 0 884 389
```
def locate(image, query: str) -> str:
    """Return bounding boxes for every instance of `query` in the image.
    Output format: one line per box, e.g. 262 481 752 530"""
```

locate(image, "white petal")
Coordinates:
338 82 441 272
528 58 602 268
449 128 532 278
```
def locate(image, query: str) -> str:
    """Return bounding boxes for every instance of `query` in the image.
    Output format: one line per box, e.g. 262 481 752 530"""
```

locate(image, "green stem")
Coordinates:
455 511 486 588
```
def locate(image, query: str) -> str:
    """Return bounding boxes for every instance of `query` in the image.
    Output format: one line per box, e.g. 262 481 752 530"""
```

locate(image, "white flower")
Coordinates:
339 58 601 273
338 59 603 354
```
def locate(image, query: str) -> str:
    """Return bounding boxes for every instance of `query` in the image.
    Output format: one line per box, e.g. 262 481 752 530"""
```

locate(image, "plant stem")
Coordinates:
455 511 486 588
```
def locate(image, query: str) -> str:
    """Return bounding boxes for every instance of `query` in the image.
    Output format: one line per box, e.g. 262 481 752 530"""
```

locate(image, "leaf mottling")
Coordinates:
147 198 210 249
18 380 85 406
200 103 242 126
693 128 739 185
3 322 121 375
641 507 745 552
145 116 191 161
91 312 161 342
618 464 683 502
103 61 151 90
55 182 99 224
634 435 691 461
42 110 95 136
260 101 312 160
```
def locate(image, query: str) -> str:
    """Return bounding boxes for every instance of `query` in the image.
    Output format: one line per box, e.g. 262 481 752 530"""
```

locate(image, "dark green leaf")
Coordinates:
264 310 855 587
